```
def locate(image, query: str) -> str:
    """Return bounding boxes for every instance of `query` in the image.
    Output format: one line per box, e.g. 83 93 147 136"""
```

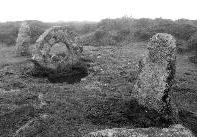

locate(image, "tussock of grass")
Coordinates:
0 43 197 136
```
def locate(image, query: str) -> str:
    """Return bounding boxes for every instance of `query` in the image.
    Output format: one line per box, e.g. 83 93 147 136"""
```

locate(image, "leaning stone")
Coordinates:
84 124 195 137
133 33 177 114
32 26 83 72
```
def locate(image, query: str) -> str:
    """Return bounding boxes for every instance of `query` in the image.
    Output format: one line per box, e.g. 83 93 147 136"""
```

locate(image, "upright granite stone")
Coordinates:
16 21 46 56
133 33 177 115
84 33 196 137
32 26 83 72
16 22 31 56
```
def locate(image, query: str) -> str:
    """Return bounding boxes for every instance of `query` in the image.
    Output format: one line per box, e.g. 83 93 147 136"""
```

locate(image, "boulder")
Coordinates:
133 33 177 116
84 124 195 137
31 26 83 72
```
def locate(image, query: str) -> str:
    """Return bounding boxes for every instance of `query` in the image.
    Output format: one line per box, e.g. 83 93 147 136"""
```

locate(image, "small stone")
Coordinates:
84 124 195 137
81 78 87 81
15 114 54 137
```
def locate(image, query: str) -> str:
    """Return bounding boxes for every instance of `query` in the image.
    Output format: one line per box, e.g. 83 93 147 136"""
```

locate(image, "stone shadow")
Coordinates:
84 97 175 128
28 59 89 84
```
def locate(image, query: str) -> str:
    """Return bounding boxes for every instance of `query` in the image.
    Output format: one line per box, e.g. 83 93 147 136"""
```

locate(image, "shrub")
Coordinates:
94 29 107 41
187 32 197 52
189 56 197 64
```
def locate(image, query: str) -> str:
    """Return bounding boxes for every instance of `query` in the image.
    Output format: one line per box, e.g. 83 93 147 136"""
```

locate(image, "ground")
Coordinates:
0 42 197 137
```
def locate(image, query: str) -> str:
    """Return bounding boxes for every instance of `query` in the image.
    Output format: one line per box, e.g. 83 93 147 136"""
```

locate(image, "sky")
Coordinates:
0 0 196 22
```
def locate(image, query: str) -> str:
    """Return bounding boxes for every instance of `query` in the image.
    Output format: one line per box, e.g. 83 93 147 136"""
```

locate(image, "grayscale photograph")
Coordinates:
0 0 197 136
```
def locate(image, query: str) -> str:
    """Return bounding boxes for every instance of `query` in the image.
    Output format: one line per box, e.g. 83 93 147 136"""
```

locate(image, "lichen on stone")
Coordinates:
16 22 31 56
16 21 47 56
32 26 83 72
133 33 177 113
84 124 194 137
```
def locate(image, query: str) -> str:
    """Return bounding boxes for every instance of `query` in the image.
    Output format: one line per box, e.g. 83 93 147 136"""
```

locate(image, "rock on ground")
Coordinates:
14 114 54 137
84 124 195 137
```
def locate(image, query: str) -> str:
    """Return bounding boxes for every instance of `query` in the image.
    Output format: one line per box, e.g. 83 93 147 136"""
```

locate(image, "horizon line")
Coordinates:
1 17 197 23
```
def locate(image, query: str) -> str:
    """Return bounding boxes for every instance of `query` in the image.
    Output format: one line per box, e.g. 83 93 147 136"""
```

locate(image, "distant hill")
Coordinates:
1 18 197 54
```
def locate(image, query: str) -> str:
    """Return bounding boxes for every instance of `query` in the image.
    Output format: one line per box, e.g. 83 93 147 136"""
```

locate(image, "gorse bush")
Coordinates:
94 17 197 43
94 29 106 40
1 18 197 47
97 17 133 31
187 32 197 52
151 21 197 41
78 17 197 47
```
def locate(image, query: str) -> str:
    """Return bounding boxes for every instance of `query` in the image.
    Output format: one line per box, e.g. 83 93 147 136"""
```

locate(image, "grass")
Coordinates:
0 42 197 137
0 46 27 68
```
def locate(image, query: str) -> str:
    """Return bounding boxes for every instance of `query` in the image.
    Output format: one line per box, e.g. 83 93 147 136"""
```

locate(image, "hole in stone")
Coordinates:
49 43 69 59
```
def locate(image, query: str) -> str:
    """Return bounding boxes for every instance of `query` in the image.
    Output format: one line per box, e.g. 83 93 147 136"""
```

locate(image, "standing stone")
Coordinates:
16 22 31 56
84 34 195 136
133 33 177 115
32 26 83 72
16 21 46 56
